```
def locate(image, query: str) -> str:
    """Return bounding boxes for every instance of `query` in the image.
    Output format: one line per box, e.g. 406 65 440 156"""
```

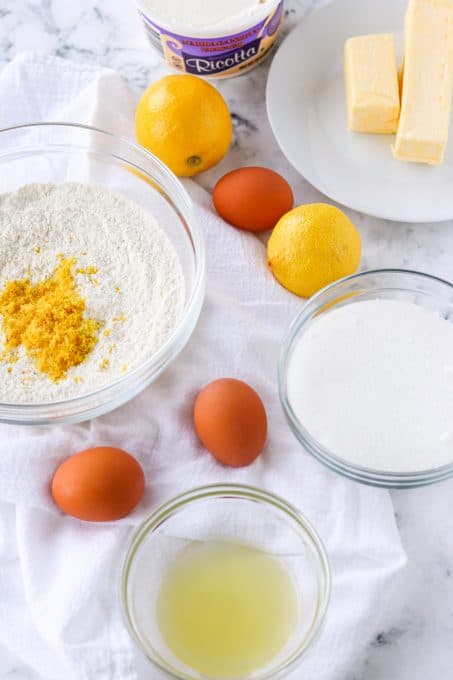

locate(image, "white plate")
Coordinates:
266 0 453 223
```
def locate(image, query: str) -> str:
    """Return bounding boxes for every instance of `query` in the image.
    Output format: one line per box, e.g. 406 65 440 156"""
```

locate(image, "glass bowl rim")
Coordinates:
279 268 453 489
0 121 206 422
120 482 331 680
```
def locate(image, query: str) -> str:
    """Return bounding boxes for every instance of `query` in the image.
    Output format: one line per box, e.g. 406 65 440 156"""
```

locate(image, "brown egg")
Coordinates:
193 378 267 467
51 447 145 522
213 167 294 232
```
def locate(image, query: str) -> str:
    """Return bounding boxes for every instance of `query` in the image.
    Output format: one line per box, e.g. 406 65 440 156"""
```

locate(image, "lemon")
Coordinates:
267 203 361 297
135 74 233 177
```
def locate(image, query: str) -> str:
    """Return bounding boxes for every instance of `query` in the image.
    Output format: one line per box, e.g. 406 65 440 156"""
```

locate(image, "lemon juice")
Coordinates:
157 541 298 678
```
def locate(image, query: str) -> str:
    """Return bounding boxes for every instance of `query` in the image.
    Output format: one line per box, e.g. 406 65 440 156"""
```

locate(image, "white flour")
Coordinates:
287 299 453 472
0 182 185 403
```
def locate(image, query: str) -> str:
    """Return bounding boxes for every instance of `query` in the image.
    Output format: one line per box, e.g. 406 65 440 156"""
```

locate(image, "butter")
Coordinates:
394 0 453 164
344 34 400 134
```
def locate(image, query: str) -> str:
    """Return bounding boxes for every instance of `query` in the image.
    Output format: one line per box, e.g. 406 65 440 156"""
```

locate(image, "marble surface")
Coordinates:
1 1 453 679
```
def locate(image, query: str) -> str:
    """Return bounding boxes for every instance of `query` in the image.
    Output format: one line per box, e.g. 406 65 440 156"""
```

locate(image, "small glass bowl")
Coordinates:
121 484 330 680
0 123 205 425
279 269 453 489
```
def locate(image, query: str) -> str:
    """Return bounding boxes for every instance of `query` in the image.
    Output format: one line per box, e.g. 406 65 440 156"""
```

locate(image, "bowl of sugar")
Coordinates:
279 269 453 488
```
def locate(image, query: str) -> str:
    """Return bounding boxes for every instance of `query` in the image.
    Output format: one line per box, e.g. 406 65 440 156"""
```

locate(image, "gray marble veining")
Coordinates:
1 1 453 679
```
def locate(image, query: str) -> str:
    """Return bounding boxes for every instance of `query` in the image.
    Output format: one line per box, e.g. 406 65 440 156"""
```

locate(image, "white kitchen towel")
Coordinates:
0 53 406 680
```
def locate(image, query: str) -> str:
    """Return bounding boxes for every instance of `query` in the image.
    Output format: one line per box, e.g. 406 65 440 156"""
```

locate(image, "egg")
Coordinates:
51 446 145 522
193 378 267 467
212 167 294 232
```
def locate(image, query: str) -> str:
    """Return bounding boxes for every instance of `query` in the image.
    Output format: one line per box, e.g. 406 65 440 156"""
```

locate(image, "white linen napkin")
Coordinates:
0 53 406 680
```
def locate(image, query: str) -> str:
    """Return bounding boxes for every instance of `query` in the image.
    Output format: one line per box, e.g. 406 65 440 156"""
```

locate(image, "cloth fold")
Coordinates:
0 53 406 680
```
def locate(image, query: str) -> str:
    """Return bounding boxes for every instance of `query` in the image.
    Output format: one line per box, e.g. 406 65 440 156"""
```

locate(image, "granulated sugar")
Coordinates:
287 299 453 472
0 182 185 403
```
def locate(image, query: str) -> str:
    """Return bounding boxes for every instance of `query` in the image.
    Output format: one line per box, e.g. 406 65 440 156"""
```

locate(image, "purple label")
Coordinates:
140 2 284 77
183 39 262 75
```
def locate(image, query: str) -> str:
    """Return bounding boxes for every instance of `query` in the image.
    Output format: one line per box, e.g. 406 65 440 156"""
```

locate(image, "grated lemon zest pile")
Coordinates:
0 257 103 382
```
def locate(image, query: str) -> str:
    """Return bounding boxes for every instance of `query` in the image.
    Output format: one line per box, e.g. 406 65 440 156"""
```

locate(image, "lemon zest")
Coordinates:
0 257 102 382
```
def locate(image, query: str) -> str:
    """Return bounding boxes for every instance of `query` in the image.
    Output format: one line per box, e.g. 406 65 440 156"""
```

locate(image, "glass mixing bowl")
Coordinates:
121 484 330 680
0 123 205 425
279 269 453 489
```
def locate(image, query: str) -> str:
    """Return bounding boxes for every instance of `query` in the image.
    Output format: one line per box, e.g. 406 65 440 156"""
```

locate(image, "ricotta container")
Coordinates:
137 0 284 78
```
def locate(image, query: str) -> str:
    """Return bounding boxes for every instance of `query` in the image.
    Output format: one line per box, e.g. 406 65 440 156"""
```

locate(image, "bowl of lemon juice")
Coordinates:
121 484 330 679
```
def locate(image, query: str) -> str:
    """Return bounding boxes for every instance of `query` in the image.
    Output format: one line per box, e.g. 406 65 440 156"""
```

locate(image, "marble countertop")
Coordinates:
1 1 453 679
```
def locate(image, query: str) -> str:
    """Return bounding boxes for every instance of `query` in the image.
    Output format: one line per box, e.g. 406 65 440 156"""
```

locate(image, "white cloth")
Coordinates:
0 53 406 680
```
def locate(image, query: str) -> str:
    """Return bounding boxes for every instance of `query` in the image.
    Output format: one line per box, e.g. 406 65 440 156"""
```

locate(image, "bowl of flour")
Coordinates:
279 269 453 488
0 123 205 425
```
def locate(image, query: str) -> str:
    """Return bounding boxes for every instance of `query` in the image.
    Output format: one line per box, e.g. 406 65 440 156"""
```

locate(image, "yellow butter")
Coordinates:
344 34 400 134
394 0 453 164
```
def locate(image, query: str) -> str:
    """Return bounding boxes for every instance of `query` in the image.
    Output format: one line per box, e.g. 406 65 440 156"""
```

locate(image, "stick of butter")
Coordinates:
344 34 400 134
394 0 453 164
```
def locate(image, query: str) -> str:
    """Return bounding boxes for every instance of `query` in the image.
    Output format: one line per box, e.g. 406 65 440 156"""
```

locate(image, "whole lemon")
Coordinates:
135 74 233 177
267 203 361 297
